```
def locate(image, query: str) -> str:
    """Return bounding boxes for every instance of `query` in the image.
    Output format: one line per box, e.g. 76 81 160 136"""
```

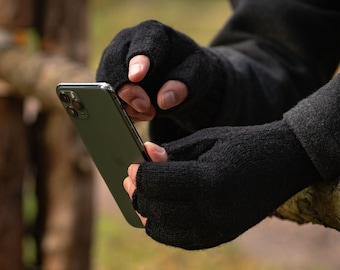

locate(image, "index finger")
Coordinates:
128 55 150 82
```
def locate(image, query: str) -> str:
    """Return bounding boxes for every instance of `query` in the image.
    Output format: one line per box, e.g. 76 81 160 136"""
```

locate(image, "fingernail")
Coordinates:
131 98 148 112
145 141 166 154
123 178 131 192
129 64 142 76
161 91 176 109
155 145 166 154
157 146 165 154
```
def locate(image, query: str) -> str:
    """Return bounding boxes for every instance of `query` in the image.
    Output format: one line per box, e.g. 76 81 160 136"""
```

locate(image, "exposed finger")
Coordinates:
118 83 151 113
127 164 140 185
124 104 156 122
157 80 189 110
144 141 168 162
123 176 135 199
123 177 147 226
128 55 150 82
127 20 169 73
137 213 147 226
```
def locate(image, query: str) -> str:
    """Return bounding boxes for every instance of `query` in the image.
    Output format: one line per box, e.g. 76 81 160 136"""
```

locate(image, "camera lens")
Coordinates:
72 99 84 110
66 106 78 117
59 93 70 103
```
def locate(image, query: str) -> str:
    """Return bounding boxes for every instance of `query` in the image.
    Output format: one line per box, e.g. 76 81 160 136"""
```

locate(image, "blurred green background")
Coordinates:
28 0 338 269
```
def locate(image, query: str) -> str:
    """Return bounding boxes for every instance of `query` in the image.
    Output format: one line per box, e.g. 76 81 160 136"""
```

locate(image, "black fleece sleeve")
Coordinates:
150 0 340 142
284 73 340 182
208 0 340 125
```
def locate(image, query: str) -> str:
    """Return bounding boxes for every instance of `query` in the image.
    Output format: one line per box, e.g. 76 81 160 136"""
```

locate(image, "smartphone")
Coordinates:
56 82 150 227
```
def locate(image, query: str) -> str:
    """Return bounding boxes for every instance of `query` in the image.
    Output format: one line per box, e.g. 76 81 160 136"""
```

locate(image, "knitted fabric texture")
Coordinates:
132 120 321 250
284 73 340 182
96 20 226 132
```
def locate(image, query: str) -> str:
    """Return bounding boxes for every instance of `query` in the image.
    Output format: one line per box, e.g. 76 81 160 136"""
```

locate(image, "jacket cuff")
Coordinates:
283 73 340 182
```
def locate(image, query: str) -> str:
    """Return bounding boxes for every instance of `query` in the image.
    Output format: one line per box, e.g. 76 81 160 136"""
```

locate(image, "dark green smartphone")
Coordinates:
56 82 150 227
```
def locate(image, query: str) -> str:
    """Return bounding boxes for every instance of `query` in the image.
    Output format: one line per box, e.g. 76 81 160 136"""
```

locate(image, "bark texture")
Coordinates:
0 95 27 270
274 181 340 231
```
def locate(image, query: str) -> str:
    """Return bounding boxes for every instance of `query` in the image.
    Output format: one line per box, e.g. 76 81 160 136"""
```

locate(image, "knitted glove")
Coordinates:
96 20 225 131
132 120 321 250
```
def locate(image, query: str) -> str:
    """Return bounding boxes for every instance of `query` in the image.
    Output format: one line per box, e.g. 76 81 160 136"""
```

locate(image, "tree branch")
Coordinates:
0 46 94 110
274 181 340 231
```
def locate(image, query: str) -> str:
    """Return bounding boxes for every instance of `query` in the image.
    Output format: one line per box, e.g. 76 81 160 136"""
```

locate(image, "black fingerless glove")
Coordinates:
132 120 321 250
96 20 226 131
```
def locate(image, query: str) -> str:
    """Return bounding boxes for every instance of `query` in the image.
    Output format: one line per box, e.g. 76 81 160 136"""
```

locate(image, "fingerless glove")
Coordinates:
132 120 321 250
96 20 226 131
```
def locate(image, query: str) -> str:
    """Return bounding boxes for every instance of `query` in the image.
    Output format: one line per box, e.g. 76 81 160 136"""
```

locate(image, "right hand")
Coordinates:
96 20 216 123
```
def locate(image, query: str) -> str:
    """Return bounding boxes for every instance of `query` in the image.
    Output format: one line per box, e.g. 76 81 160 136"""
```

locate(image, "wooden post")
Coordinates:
32 111 94 270
32 1 93 269
0 0 32 267
35 0 88 63
0 0 94 268
0 0 34 27
0 94 27 270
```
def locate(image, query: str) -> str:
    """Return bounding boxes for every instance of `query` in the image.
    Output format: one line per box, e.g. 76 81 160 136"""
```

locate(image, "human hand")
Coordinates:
118 55 188 122
123 120 321 250
96 20 218 125
123 141 168 225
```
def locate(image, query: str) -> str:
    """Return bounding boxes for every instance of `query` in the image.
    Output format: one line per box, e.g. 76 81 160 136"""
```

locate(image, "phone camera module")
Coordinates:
72 99 84 111
59 93 70 103
66 106 79 118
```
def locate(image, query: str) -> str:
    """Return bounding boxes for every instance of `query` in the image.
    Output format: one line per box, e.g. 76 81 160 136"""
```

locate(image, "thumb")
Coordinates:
144 141 168 162
157 80 188 110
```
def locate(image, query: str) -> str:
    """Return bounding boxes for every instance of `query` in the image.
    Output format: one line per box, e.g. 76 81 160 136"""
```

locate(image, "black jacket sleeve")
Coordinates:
150 0 340 142
284 73 340 182
208 0 340 125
